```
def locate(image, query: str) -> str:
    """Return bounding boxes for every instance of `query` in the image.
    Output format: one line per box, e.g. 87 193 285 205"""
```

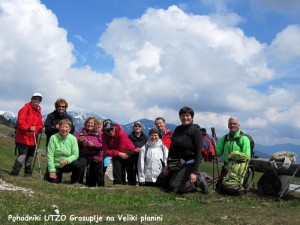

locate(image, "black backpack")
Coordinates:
223 131 255 158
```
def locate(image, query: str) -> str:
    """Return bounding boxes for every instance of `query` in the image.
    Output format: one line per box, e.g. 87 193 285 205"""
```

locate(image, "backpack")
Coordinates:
270 151 297 170
200 128 216 162
223 131 255 158
220 151 254 195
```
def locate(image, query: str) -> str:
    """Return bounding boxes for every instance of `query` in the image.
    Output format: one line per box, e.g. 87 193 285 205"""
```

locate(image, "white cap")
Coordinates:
32 92 42 98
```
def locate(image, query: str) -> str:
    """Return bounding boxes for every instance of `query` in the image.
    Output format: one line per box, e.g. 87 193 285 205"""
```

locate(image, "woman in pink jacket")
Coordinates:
75 117 102 186
102 119 136 185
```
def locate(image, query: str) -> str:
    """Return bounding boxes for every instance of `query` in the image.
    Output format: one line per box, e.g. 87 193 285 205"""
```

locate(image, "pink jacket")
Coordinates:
75 129 102 162
102 124 135 157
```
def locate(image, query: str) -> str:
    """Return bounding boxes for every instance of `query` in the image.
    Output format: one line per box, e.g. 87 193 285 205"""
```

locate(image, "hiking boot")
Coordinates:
196 173 208 194
10 171 19 176
24 173 32 177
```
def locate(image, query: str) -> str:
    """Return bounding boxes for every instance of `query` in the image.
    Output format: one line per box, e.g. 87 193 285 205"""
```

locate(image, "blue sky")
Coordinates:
0 0 300 145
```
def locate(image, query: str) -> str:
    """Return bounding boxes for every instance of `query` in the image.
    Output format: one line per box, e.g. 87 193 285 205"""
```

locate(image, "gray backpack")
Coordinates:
270 151 297 170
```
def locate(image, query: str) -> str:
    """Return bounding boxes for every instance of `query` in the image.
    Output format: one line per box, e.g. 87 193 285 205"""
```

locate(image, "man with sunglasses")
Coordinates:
10 93 44 176
102 119 136 185
44 98 75 147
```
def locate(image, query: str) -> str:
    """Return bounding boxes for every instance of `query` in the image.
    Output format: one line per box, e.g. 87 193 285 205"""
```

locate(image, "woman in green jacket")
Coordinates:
45 119 81 183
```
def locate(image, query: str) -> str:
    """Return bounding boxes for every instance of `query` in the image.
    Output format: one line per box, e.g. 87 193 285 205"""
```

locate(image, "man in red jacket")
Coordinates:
10 93 44 176
102 119 136 185
155 117 173 150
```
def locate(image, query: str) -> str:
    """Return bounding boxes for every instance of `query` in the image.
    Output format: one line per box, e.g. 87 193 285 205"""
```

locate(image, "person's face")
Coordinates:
96 123 103 131
134 124 142 134
59 123 71 138
105 127 115 137
85 119 95 131
228 119 240 133
56 102 66 113
180 113 193 125
31 97 42 108
155 119 165 133
149 133 159 143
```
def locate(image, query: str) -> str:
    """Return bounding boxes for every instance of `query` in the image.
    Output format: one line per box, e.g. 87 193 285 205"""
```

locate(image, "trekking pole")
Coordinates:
211 127 220 188
32 131 43 180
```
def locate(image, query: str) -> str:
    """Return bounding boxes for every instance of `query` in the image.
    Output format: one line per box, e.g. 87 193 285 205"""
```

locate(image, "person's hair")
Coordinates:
84 117 96 128
155 117 165 123
179 106 194 118
228 117 240 125
96 120 103 130
55 98 68 109
59 119 72 128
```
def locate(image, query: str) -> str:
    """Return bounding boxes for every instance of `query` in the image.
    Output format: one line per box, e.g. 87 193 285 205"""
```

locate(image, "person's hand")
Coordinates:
49 172 57 179
60 160 68 166
29 125 35 132
189 173 197 184
79 136 85 142
118 152 129 159
55 124 60 129
41 127 45 133
134 147 141 153
87 141 94 147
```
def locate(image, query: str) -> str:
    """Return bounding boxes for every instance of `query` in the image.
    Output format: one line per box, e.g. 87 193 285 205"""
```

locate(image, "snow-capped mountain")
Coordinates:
0 111 17 123
122 118 177 135
1 110 299 161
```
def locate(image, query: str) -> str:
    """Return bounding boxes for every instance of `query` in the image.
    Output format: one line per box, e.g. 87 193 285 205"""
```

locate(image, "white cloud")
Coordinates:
268 25 300 63
0 1 300 145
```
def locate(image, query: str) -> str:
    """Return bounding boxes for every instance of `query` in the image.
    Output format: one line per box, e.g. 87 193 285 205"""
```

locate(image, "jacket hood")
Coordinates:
145 138 163 148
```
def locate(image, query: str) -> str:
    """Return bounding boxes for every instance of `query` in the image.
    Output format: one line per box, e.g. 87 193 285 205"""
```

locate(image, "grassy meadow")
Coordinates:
0 124 300 225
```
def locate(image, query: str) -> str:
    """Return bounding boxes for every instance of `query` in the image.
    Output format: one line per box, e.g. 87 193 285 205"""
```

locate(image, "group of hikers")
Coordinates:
10 92 252 195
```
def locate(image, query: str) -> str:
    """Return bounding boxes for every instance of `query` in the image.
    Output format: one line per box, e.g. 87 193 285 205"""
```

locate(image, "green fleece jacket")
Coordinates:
47 133 79 172
214 129 250 165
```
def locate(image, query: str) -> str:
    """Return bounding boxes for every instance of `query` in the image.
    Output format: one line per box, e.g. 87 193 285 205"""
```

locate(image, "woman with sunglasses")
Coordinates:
102 119 136 185
44 98 75 147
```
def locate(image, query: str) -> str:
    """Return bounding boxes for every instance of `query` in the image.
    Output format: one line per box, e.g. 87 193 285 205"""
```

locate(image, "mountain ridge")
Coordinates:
1 110 298 161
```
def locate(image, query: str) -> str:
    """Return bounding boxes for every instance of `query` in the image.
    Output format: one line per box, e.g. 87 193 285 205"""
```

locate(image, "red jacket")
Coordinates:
161 129 173 150
102 124 135 157
15 102 43 146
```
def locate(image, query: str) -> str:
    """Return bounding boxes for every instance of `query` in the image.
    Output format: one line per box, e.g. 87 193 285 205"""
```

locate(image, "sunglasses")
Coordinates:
105 128 114 133
57 105 66 108
32 97 42 102
134 125 142 128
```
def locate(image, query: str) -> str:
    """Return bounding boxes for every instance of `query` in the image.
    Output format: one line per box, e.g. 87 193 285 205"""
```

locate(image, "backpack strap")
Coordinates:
222 133 245 153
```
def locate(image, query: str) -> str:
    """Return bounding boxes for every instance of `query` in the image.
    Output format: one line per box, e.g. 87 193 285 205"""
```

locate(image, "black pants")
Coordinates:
112 156 136 185
44 160 82 183
167 164 197 193
11 143 36 175
86 161 104 187
78 156 92 183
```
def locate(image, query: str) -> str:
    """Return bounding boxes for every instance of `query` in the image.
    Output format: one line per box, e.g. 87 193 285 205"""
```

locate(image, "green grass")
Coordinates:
0 125 300 225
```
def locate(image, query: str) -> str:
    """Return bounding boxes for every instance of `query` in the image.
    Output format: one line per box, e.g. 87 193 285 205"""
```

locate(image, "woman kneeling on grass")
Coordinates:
162 106 208 194
45 119 81 184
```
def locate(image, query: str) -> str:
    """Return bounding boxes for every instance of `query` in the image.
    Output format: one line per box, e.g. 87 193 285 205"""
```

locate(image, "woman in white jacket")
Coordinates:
138 128 168 186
